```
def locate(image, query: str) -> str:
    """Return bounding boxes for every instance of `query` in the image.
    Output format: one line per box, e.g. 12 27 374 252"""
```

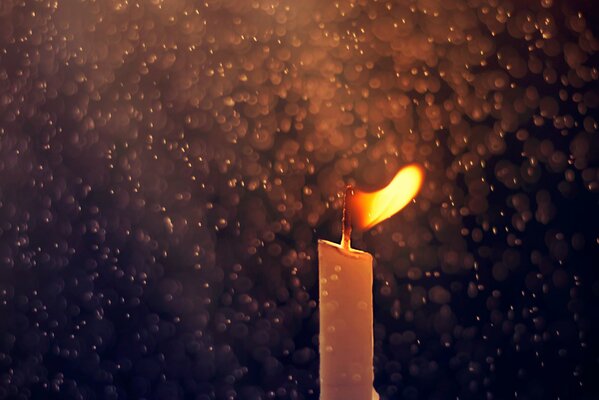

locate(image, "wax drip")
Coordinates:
341 185 353 250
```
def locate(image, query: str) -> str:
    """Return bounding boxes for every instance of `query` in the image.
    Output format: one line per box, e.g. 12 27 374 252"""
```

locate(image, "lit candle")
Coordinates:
318 164 424 400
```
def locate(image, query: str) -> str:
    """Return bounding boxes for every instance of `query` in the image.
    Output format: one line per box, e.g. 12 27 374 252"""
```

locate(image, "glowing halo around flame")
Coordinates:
349 164 424 230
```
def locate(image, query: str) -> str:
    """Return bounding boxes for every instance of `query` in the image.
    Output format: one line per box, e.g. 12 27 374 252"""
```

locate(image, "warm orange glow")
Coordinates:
350 164 424 230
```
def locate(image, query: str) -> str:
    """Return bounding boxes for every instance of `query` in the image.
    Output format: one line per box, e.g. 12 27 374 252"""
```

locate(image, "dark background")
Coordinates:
0 0 598 399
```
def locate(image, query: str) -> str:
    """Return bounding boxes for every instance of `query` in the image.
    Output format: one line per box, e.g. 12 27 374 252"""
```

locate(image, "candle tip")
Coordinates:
341 185 353 249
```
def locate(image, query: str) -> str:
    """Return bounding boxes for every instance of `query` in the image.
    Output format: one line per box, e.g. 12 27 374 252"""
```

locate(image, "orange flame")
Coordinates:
349 164 424 230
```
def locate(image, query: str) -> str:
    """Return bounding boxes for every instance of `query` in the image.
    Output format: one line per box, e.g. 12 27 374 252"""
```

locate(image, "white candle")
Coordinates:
318 165 424 400
319 186 378 400
318 238 377 400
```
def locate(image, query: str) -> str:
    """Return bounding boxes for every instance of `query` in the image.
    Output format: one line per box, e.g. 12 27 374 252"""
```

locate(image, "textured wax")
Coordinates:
318 239 378 400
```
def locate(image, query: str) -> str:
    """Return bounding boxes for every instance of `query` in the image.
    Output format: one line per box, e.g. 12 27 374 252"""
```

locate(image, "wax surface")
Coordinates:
318 240 378 400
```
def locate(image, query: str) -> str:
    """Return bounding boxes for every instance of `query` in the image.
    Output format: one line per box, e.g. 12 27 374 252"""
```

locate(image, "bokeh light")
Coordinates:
0 0 598 399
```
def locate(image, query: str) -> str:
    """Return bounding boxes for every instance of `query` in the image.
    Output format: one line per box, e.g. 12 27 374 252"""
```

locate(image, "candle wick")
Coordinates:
341 185 353 250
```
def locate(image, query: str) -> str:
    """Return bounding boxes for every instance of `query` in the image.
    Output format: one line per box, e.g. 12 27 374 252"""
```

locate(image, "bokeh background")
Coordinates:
1 0 598 398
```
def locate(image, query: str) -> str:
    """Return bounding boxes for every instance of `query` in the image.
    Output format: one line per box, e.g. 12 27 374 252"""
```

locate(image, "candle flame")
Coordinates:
349 164 424 230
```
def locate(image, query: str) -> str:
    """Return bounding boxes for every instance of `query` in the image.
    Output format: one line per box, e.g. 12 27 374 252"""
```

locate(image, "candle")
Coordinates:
318 188 376 400
318 164 424 400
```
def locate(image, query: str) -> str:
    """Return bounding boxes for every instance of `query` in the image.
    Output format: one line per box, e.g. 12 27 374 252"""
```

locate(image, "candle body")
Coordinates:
318 239 377 400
